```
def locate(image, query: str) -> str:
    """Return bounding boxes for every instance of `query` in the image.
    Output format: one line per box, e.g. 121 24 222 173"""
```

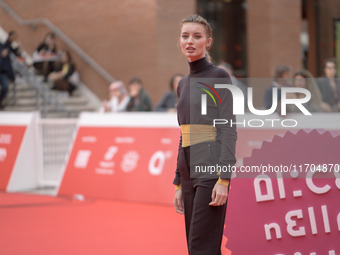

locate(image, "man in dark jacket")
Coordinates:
264 64 291 111
0 31 21 109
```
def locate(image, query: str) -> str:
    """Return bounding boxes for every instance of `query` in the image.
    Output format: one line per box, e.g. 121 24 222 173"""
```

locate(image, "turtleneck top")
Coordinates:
173 57 237 185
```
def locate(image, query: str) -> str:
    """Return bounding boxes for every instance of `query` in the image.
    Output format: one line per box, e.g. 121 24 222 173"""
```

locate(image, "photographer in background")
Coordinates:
0 31 22 109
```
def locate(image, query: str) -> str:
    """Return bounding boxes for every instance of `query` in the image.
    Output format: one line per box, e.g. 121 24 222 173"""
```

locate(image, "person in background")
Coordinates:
154 73 183 112
218 62 248 111
289 69 329 113
317 58 340 112
0 31 22 109
2 31 22 56
33 32 58 81
48 50 77 96
264 64 291 110
100 81 130 112
126 77 152 111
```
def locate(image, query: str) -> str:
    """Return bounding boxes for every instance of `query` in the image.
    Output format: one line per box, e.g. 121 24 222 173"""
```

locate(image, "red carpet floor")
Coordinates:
0 192 187 255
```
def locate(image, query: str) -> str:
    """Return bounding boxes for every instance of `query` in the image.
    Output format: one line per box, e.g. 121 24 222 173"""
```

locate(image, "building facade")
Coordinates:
0 0 339 107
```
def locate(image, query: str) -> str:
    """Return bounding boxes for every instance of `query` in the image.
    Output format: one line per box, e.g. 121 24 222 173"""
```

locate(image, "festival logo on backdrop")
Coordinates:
224 130 340 255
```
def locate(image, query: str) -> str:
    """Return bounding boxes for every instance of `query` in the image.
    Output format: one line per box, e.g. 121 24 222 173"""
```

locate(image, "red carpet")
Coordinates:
0 192 187 255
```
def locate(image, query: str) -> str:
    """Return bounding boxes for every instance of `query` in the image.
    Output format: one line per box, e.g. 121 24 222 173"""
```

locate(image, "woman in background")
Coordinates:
291 69 329 113
317 59 340 112
49 50 77 96
126 77 152 111
33 32 58 81
155 73 183 112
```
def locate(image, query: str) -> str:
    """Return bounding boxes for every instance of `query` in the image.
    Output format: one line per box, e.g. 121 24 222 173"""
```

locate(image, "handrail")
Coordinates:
0 0 115 83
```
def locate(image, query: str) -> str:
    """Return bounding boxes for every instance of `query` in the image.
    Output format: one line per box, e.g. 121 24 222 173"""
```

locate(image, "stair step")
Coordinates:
64 104 97 112
10 82 36 91
15 98 41 106
60 96 88 106
7 90 37 98
44 112 73 118
4 106 37 112
8 94 89 107
3 74 98 118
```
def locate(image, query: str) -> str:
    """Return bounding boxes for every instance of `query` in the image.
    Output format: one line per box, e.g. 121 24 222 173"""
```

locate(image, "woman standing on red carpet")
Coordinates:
173 15 237 255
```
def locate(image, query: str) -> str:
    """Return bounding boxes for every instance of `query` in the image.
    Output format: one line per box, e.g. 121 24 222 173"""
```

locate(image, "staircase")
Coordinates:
4 76 99 118
0 18 106 118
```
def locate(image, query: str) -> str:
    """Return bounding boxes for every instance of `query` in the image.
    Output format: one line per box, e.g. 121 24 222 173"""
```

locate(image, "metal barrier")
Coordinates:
37 118 78 187
10 54 67 117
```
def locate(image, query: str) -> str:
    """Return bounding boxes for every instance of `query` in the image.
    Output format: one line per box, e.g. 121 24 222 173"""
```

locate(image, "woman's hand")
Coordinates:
1 48 8 58
102 100 109 112
209 183 228 206
174 189 184 214
48 71 63 81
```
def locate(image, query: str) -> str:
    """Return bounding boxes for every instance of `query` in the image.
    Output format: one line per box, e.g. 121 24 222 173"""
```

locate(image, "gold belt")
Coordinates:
181 124 217 147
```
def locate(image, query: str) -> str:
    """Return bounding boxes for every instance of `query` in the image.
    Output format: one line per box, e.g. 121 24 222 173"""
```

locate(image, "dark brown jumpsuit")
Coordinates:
173 57 237 255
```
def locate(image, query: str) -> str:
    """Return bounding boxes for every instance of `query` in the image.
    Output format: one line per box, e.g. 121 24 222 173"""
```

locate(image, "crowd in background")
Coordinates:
32 32 79 96
101 58 340 114
1 30 340 113
100 74 183 113
0 31 79 109
264 59 340 113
